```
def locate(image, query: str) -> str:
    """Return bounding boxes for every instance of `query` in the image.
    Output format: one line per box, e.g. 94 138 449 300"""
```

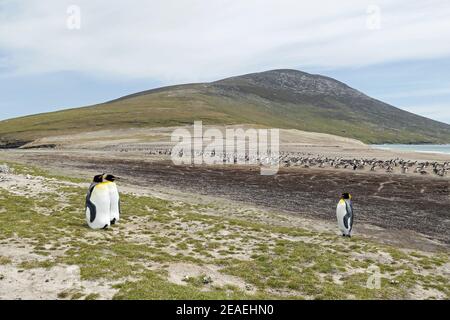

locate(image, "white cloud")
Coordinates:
1 0 450 83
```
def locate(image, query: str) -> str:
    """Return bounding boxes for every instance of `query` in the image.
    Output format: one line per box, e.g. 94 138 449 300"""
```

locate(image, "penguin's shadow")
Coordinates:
80 223 114 231
64 219 113 231
80 221 117 232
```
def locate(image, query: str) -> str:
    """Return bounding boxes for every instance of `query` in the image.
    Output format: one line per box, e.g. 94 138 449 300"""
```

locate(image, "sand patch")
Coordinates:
166 263 254 293
0 242 116 300
0 264 116 300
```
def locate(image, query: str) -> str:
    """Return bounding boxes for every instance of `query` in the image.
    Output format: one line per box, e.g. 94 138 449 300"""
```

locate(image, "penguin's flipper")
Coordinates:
87 201 97 223
345 201 353 217
86 183 98 223
343 215 349 229
344 200 353 232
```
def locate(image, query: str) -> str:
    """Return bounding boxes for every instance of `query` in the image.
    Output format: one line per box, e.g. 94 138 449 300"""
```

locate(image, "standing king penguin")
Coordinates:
104 174 120 225
86 174 111 229
336 193 354 237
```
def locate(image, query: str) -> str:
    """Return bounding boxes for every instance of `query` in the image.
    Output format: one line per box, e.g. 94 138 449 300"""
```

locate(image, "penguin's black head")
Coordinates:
342 193 351 200
104 174 118 182
93 174 104 183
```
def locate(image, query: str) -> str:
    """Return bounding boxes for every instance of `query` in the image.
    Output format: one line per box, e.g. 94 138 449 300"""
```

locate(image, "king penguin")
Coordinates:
103 174 120 225
336 193 353 237
85 174 111 229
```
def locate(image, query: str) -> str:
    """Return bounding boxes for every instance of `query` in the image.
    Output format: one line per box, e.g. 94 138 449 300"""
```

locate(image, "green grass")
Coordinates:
0 256 12 265
57 290 85 300
84 293 100 300
113 271 266 300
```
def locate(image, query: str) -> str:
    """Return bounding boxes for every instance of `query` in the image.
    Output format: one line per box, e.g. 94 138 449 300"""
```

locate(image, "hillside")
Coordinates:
1 69 450 146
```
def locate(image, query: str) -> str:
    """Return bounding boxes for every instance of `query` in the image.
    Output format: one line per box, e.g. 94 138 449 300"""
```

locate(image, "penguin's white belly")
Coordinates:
336 202 350 235
108 182 120 223
86 184 111 229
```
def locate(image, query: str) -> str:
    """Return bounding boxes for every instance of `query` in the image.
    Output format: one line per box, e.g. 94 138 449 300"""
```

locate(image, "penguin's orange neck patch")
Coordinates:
97 182 111 187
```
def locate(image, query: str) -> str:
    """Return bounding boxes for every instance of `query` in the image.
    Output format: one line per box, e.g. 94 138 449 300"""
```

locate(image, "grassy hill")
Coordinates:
1 69 450 146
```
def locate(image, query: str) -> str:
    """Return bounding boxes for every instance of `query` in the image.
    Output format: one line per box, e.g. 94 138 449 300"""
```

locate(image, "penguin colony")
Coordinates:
85 174 120 229
141 148 450 177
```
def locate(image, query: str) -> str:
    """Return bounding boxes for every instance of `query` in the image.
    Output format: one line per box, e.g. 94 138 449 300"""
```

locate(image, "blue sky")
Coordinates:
1 0 449 124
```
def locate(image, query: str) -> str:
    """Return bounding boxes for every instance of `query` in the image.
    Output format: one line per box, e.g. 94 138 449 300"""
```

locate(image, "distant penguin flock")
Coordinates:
85 173 120 229
141 148 450 177
336 193 353 237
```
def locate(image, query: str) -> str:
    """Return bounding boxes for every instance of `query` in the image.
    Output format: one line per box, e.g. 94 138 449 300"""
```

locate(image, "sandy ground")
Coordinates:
22 126 368 150
20 126 450 163
0 242 117 300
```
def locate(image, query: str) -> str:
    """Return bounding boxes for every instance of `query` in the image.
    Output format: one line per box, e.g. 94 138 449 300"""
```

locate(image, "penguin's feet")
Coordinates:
110 218 116 225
